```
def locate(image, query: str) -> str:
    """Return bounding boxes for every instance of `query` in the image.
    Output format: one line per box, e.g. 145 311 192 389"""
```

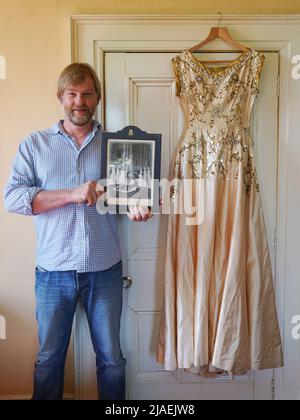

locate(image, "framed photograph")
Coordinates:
100 126 161 213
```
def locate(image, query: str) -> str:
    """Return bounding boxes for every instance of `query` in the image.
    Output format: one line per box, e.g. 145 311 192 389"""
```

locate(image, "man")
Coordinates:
4 63 152 400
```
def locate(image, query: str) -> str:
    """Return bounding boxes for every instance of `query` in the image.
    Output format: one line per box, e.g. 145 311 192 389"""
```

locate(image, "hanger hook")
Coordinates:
217 11 222 27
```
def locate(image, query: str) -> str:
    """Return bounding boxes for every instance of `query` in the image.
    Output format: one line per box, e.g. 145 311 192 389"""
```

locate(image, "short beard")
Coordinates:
67 109 94 126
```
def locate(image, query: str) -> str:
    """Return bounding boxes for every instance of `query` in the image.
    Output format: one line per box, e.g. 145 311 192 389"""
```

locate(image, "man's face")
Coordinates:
60 77 99 126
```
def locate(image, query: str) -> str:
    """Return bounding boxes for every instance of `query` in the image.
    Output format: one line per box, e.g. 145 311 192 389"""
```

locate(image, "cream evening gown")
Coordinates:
157 49 283 375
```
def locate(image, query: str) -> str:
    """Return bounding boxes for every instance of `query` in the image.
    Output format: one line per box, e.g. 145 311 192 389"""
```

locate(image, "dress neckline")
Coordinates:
185 49 253 77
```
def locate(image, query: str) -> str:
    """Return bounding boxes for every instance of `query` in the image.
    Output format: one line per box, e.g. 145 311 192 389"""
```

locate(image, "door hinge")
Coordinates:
274 228 278 252
277 76 280 97
271 377 275 400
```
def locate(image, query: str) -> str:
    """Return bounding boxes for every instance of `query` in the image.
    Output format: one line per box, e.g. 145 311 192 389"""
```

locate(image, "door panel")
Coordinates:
104 51 279 400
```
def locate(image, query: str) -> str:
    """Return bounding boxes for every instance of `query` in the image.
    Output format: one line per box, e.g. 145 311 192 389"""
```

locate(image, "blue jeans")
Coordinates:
32 261 126 400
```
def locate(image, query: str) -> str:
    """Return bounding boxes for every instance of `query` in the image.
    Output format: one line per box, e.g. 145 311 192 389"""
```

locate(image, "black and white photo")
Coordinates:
101 126 161 210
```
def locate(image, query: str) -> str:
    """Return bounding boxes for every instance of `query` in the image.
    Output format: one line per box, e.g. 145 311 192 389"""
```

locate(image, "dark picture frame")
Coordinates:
100 126 161 213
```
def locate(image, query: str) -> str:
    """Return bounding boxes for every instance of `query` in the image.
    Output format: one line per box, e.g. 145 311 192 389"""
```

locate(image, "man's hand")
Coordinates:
127 205 153 222
70 181 104 207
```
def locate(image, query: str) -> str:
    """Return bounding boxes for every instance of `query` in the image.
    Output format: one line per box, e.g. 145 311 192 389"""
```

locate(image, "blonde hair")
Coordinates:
57 63 101 100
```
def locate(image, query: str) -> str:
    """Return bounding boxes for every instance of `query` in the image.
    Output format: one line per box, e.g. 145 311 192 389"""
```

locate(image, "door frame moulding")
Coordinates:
71 14 300 400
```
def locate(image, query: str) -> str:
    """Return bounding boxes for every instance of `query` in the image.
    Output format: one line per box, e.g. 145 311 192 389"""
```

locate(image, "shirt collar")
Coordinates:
50 120 101 136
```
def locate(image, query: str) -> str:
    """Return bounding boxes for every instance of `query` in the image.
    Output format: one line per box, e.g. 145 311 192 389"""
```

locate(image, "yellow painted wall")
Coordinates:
0 0 299 397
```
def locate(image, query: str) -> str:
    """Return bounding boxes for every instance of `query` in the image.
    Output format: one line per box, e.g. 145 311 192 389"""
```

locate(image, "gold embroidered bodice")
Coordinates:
172 49 265 194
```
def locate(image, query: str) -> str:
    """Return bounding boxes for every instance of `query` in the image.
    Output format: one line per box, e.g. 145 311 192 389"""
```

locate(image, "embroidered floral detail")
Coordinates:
211 106 224 119
243 154 260 195
171 49 265 194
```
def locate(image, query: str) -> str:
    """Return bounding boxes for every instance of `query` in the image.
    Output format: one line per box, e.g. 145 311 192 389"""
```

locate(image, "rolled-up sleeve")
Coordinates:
4 138 43 216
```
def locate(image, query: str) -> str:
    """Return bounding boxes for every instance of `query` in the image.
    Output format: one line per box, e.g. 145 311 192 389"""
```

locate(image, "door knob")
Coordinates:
123 276 133 289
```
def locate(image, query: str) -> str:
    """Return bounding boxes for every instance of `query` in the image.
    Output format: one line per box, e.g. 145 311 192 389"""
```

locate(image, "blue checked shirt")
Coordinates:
4 120 121 272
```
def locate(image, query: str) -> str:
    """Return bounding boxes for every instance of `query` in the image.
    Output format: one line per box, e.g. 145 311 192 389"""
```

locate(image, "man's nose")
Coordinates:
74 94 85 105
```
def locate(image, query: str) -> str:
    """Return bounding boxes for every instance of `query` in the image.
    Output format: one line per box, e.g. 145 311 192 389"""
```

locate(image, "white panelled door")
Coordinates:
104 51 279 400
77 51 279 400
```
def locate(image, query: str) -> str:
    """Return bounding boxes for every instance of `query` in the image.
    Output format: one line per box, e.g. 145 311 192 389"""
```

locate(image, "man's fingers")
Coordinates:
127 205 153 222
138 206 152 221
133 205 143 222
86 188 98 206
86 196 93 206
88 182 102 205
127 205 137 221
127 209 134 221
127 205 142 222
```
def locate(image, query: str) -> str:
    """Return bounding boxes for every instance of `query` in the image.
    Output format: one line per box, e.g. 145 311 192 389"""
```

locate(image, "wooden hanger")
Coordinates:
189 13 250 64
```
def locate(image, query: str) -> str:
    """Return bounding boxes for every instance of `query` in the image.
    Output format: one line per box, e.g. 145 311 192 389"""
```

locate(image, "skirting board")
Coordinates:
0 393 74 400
